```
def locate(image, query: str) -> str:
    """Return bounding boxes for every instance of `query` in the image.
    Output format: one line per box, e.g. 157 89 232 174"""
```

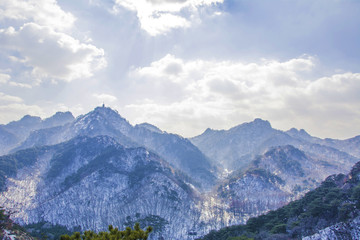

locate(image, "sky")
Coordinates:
0 0 360 139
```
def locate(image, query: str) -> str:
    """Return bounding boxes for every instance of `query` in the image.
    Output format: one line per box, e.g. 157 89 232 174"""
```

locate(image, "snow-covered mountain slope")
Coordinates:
213 145 353 224
0 135 202 239
129 124 216 189
2 108 360 239
200 160 360 240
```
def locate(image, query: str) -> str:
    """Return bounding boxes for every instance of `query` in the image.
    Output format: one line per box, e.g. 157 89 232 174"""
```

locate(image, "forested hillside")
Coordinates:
199 161 360 240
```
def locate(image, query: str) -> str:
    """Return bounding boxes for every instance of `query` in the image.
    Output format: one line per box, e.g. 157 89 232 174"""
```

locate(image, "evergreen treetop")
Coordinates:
60 223 153 240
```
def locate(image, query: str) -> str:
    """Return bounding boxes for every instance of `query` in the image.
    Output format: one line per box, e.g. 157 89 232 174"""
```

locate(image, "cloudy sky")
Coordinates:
1 0 360 139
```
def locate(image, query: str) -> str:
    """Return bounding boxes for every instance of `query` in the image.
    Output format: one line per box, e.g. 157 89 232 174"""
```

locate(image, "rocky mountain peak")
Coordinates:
286 127 312 139
74 106 131 132
92 106 122 117
49 111 74 120
200 127 222 137
7 115 42 127
230 118 272 133
42 112 74 128
20 115 41 122
253 117 271 125
203 127 213 133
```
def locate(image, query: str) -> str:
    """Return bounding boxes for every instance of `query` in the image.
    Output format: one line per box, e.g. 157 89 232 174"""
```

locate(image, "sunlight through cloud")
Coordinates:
113 0 223 35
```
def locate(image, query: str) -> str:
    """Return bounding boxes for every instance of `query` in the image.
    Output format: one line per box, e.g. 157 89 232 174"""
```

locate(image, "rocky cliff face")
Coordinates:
302 216 360 240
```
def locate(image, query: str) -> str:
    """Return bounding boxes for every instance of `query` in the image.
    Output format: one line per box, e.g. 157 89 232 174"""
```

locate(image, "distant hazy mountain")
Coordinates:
191 119 297 170
287 127 360 158
0 135 201 239
0 112 74 155
191 118 359 173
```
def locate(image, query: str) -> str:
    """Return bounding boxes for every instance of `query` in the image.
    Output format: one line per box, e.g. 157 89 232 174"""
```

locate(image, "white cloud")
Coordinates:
93 93 118 103
8 82 32 88
0 23 106 82
0 92 23 103
0 102 44 124
0 73 10 84
0 69 32 88
134 54 185 81
125 55 360 139
307 73 360 103
113 0 223 35
0 0 75 31
130 54 315 103
140 13 190 36
0 0 106 84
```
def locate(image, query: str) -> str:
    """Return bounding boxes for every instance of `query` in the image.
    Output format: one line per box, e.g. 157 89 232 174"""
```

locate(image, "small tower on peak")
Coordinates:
102 103 105 108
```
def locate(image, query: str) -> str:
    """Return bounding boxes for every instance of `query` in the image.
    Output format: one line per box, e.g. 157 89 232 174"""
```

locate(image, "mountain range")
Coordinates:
0 106 359 239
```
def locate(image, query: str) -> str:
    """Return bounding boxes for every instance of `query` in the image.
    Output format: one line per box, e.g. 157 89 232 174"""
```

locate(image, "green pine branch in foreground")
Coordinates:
60 223 153 240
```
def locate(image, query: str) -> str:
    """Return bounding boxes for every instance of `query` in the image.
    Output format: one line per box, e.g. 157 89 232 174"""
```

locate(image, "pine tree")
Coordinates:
60 223 152 240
